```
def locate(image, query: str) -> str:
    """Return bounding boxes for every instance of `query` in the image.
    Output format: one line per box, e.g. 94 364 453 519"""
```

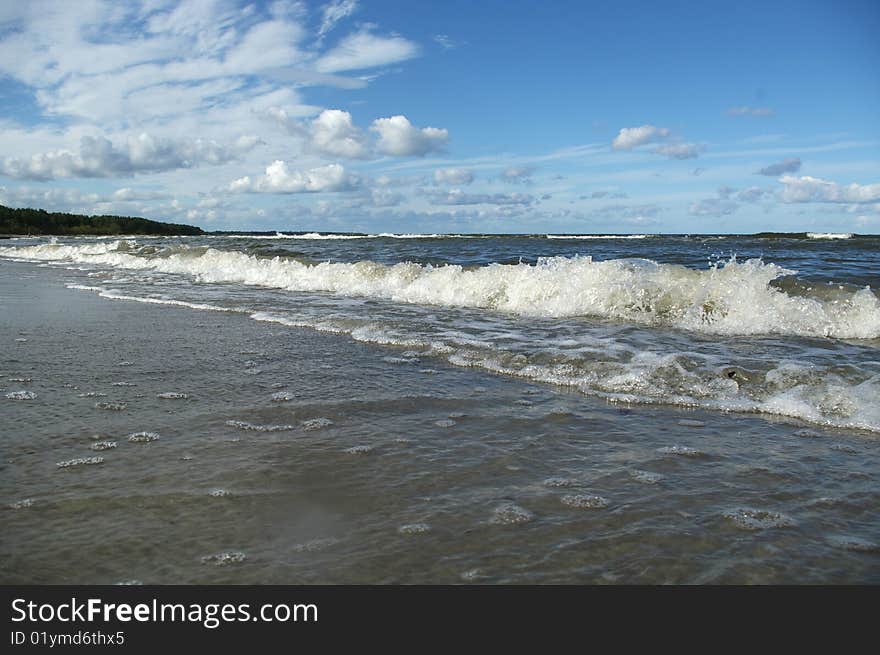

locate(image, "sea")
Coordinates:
1 232 878 583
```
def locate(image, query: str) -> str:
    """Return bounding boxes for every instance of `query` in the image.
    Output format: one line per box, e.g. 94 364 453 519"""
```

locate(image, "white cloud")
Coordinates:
308 109 370 159
0 133 261 180
427 189 534 206
434 167 474 185
433 34 457 50
501 166 533 183
371 115 448 156
727 106 775 118
229 161 359 193
612 125 670 151
314 27 419 73
736 186 774 203
689 197 739 217
757 157 801 176
317 0 358 40
653 143 703 160
779 175 880 204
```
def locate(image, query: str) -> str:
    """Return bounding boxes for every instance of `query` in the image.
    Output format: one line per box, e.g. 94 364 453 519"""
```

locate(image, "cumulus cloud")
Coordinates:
229 161 359 193
727 106 775 117
307 109 370 159
779 175 880 204
736 186 774 203
426 190 534 206
0 133 261 180
500 166 533 183
653 143 703 160
371 115 448 156
756 157 801 176
433 167 474 185
315 28 420 73
612 125 670 151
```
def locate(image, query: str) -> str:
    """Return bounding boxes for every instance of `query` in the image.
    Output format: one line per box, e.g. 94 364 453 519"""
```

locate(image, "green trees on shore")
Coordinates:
0 205 203 236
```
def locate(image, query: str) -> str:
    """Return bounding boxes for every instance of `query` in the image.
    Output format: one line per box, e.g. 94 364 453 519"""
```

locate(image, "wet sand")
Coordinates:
1 260 878 584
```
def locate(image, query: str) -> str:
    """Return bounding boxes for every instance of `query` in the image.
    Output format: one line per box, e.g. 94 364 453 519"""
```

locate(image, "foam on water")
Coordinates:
5 390 36 400
560 494 609 509
95 401 126 411
398 523 431 535
490 503 535 525
301 417 333 431
6 241 879 339
723 508 797 530
225 420 295 432
91 441 117 451
127 431 159 443
201 551 246 565
658 445 706 457
157 392 189 399
807 233 853 240
57 456 104 468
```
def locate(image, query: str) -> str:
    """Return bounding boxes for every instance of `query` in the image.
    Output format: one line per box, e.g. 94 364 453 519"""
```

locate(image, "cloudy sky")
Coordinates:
0 0 878 233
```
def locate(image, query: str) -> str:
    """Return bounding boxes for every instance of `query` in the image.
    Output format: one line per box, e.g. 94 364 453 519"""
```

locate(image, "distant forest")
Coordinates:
0 205 203 236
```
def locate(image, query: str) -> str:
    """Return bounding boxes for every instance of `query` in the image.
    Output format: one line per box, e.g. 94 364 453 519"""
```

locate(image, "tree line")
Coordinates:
0 205 203 236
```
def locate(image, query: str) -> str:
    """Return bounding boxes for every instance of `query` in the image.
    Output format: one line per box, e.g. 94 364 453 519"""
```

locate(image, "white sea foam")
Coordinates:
127 431 159 443
560 494 609 509
723 508 796 530
57 456 104 468
225 420 295 432
6 241 878 339
806 233 853 240
157 392 189 399
546 234 649 239
5 390 36 400
490 503 534 525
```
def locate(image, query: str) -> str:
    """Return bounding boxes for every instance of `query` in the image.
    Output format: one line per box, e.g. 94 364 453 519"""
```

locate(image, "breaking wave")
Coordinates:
3 240 878 340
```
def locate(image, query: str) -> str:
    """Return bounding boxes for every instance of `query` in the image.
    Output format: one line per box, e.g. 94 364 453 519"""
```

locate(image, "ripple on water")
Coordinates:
157 392 190 399
201 551 246 565
111 382 136 387
127 431 159 443
827 535 879 553
677 419 706 428
344 445 373 455
57 456 105 469
91 441 117 451
657 446 705 458
398 523 431 535
225 420 294 432
630 469 664 484
560 494 609 509
302 418 333 431
5 391 36 400
270 391 295 402
434 419 456 428
490 503 535 525
78 392 106 398
95 401 126 411
542 477 579 488
723 508 796 530
292 537 341 552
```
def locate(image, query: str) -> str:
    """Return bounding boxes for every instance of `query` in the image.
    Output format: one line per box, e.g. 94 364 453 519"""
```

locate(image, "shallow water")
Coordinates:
1 235 878 583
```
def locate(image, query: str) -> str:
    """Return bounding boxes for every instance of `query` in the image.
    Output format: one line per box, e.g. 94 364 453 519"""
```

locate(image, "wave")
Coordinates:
3 240 879 339
806 233 853 240
546 234 650 240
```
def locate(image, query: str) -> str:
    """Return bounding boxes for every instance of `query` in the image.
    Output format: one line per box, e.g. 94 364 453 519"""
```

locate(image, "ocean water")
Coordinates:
1 232 878 583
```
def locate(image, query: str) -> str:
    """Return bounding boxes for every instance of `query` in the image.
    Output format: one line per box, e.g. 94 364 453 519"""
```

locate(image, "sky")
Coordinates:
0 0 878 234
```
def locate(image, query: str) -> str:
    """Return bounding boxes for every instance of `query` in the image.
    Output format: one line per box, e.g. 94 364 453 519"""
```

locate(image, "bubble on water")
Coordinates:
78 391 106 398
491 503 534 525
225 420 294 432
91 441 117 451
827 535 879 553
292 537 340 552
561 494 609 509
95 401 126 411
111 382 136 387
657 445 705 458
398 523 431 535
677 419 706 428
201 551 246 565
630 469 664 484
344 445 373 455
243 361 258 368
127 431 159 443
723 508 796 530
7 377 32 383
270 391 295 402
8 498 34 509
157 392 189 399
181 455 194 461
5 391 36 400
542 477 578 488
434 419 456 428
57 456 105 468
209 489 231 498
302 418 333 431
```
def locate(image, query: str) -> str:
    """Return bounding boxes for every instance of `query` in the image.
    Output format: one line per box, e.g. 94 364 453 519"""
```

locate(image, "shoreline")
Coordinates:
2 260 878 584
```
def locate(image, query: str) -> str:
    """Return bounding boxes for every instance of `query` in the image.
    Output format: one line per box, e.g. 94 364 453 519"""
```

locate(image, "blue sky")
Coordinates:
0 0 878 233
